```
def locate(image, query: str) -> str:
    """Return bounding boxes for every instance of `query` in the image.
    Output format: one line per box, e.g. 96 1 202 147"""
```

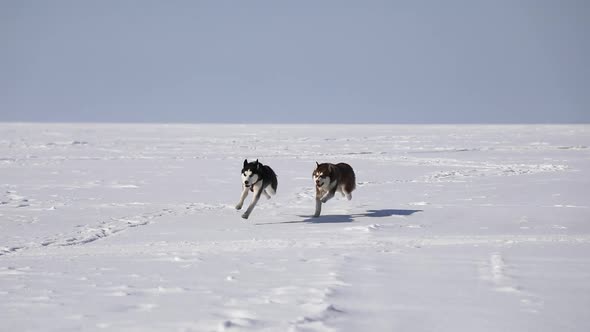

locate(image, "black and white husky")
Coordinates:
235 159 278 219
312 162 356 217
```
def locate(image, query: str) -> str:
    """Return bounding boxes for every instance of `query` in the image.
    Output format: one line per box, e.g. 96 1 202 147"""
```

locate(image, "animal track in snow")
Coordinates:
295 187 315 201
0 246 25 256
108 183 139 189
478 252 543 313
218 310 259 331
51 208 175 247
103 285 188 297
1 191 31 208
0 266 31 275
0 208 172 256
0 202 229 256
418 162 568 183
484 253 519 293
291 304 344 331
344 224 382 233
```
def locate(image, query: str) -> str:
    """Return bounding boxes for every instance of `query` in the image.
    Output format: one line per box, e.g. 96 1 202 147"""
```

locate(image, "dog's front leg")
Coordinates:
242 185 263 219
235 185 249 210
313 197 322 217
320 189 336 203
313 187 323 217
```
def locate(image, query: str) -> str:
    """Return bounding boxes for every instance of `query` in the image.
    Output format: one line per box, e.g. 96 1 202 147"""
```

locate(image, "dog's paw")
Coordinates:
313 213 320 218
241 212 250 219
235 204 243 210
321 197 329 203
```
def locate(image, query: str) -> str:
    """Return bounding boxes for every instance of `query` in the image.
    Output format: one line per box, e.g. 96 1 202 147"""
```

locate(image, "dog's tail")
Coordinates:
271 176 278 194
265 165 278 194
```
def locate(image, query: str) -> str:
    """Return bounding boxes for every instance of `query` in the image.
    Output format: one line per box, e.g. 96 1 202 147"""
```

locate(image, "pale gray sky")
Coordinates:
1 0 588 123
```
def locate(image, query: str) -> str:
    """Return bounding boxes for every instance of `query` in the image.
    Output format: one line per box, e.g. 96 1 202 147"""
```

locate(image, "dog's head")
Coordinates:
241 159 261 187
313 162 332 190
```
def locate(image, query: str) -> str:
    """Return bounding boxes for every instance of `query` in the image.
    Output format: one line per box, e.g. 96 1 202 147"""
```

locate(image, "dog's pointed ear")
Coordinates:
316 161 320 167
243 159 248 168
256 159 260 169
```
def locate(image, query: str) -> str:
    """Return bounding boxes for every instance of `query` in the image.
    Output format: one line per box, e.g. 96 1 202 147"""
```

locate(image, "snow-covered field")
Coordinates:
1 123 589 332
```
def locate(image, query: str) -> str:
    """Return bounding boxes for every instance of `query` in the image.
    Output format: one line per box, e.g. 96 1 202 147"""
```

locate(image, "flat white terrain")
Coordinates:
1 124 589 332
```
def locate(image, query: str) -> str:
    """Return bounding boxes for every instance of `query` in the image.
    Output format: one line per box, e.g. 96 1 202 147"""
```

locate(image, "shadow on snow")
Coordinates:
255 209 422 225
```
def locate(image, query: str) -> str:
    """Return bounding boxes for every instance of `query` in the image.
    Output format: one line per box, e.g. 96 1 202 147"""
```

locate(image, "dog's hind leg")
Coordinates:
235 186 249 210
342 185 352 200
265 185 276 197
242 185 263 219
263 189 271 199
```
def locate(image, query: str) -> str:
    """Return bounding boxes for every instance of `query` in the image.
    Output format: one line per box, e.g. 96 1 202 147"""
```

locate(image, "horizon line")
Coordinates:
1 121 589 126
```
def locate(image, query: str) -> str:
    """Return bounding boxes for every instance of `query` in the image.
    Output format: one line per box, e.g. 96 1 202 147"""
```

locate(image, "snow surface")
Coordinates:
1 123 589 332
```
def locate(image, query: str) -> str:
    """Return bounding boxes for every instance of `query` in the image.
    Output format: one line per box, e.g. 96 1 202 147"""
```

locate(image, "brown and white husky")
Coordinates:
312 162 356 217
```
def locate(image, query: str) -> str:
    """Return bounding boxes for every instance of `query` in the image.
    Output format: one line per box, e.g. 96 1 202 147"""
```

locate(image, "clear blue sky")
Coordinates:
1 0 588 123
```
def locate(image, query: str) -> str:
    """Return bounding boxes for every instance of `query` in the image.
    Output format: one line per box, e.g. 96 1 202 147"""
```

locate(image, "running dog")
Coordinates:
312 162 356 217
235 159 278 219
